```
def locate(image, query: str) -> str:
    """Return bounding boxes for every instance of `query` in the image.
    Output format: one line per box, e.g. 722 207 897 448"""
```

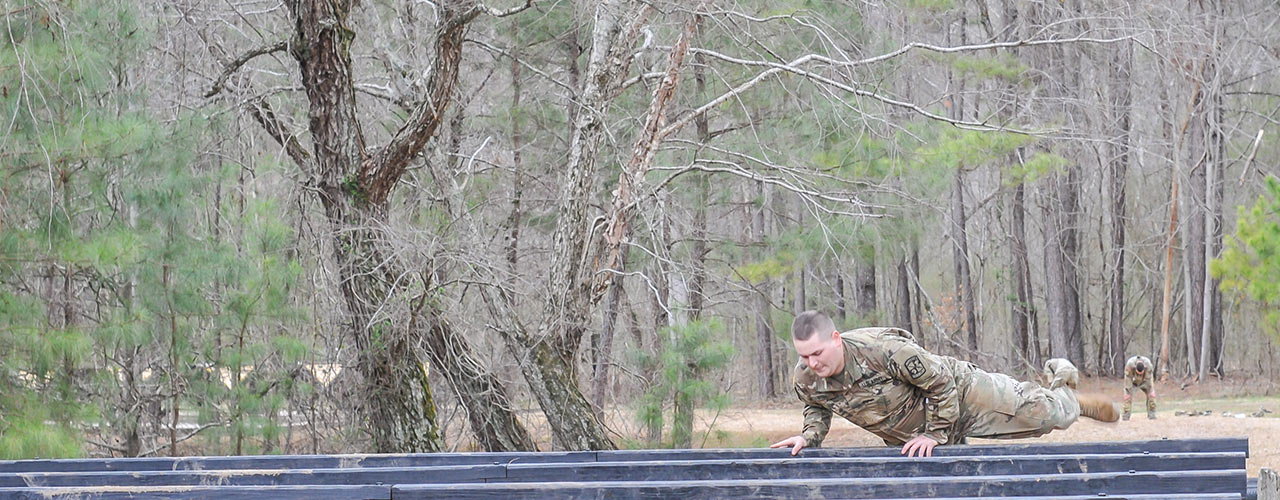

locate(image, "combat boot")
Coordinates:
1078 393 1120 423
1147 410 1157 420
1122 411 1130 421
1043 358 1080 390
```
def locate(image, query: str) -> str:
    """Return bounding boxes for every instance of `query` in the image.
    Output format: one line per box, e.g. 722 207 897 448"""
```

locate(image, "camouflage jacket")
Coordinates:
793 327 976 447
1124 355 1152 386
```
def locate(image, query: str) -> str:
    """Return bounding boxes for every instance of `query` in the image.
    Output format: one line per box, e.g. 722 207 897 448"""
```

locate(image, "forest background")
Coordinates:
3 0 1280 457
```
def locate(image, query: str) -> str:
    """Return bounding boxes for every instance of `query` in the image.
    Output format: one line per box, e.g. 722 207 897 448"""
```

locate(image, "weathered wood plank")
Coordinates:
0 464 505 488
0 485 391 500
823 496 1241 500
393 470 1246 500
0 451 594 473
827 496 1242 500
0 487 1241 500
595 437 1249 461
1261 469 1277 500
0 452 1240 487
501 452 1243 482
0 438 1245 474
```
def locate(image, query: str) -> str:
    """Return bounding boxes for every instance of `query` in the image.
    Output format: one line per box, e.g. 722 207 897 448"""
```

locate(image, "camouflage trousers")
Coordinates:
952 359 1081 441
1123 379 1156 419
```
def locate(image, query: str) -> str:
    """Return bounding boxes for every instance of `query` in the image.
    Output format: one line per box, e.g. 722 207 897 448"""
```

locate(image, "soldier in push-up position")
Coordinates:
771 310 1119 457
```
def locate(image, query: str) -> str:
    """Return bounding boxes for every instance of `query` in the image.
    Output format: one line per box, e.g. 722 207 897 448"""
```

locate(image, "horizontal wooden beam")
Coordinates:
393 470 1246 500
0 452 1243 488
502 453 1246 483
0 438 1246 474
595 437 1250 461
0 486 1243 500
0 464 505 488
0 485 391 500
0 451 595 473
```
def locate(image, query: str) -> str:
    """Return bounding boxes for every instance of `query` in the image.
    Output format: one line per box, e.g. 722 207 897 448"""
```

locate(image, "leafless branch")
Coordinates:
139 421 229 457
1239 129 1265 186
205 39 289 98
650 162 881 218
659 36 1135 139
593 9 700 300
466 38 576 93
247 98 313 174
445 0 536 33
362 2 473 206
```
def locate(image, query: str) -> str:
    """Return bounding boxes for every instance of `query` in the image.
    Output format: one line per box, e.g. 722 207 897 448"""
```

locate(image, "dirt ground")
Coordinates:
683 376 1280 477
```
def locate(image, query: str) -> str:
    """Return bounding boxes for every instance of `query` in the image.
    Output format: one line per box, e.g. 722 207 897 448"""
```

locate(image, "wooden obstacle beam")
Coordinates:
0 451 594 473
0 452 1243 487
0 438 1249 499
0 437 1245 473
392 470 1246 500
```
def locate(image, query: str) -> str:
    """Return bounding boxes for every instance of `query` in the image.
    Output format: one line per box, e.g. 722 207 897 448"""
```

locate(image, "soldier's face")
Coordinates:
795 330 845 378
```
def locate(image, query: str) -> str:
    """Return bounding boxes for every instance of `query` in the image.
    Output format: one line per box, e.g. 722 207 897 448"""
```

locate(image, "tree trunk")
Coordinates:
911 246 924 341
420 306 536 452
1182 110 1206 377
689 15 710 322
1042 167 1082 365
896 256 912 332
517 0 665 451
1201 22 1226 378
1209 158 1225 374
1027 0 1084 367
1107 41 1132 376
506 20 524 277
947 5 978 354
951 168 978 354
836 271 848 323
648 249 670 445
793 199 807 316
855 249 876 320
277 0 534 452
330 223 442 452
753 181 776 398
592 247 627 412
1158 164 1179 379
1009 178 1036 368
1199 122 1215 382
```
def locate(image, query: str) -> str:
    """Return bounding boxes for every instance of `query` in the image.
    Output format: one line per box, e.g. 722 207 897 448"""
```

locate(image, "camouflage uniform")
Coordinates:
1123 355 1156 420
793 327 1080 447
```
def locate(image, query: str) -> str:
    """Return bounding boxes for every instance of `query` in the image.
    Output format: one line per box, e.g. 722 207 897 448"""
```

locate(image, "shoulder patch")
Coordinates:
903 355 927 379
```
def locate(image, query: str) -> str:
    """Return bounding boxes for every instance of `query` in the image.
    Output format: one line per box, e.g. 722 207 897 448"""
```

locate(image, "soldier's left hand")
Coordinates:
901 435 938 457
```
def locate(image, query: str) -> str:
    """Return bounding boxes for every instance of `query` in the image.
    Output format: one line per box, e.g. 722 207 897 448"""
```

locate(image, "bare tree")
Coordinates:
1106 38 1133 376
211 0 535 452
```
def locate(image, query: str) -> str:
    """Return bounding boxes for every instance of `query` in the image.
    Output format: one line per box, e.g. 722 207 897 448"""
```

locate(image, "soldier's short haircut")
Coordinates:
792 310 836 341
1135 359 1145 372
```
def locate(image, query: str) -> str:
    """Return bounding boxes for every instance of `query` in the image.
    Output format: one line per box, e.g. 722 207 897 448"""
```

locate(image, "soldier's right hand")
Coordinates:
770 435 808 456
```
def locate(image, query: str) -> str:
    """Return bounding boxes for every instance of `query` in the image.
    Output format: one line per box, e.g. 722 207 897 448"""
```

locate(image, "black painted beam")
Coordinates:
0 451 594 473
501 452 1245 483
0 452 1242 488
0 438 1246 474
392 470 1246 500
0 464 505 488
0 485 391 500
595 437 1250 461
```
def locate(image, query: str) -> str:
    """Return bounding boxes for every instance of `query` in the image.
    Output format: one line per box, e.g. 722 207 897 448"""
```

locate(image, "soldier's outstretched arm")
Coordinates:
771 402 830 456
799 402 833 448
